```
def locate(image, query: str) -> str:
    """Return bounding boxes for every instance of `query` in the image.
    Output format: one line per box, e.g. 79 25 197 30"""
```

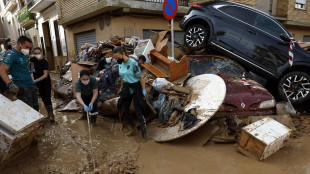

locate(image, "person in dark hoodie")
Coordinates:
113 46 147 139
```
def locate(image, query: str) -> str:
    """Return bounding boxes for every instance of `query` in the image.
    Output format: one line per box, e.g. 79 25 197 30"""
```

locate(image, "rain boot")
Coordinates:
141 125 147 139
79 111 87 120
46 105 55 123
90 115 97 124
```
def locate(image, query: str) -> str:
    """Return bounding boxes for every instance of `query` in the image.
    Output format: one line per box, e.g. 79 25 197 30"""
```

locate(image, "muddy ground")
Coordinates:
1 73 310 174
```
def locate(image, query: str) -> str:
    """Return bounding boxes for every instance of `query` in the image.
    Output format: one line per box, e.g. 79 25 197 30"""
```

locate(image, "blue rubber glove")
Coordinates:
118 88 122 94
142 89 146 96
89 103 93 111
33 80 37 84
83 104 89 112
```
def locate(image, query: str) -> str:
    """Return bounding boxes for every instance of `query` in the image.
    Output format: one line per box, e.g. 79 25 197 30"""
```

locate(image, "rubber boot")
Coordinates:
79 111 87 120
46 105 55 123
90 115 97 124
141 125 147 139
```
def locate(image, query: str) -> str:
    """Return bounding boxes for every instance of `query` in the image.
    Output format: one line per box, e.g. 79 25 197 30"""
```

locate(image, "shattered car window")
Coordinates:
190 57 248 78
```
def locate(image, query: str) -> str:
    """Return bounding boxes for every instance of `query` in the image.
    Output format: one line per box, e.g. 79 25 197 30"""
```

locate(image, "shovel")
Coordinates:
282 86 297 116
86 110 96 170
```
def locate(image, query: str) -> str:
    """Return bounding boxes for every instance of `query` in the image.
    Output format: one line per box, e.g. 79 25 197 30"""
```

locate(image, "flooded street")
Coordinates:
1 106 310 174
1 72 310 174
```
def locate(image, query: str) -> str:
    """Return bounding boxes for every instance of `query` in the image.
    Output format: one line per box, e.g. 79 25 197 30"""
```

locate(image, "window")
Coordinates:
304 36 310 42
253 14 285 39
219 6 254 24
295 0 306 10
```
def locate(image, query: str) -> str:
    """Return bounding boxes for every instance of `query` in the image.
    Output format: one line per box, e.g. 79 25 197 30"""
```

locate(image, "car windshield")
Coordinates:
189 57 249 78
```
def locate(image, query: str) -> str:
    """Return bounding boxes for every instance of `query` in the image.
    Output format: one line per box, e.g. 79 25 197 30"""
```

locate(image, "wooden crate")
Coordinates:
236 117 291 160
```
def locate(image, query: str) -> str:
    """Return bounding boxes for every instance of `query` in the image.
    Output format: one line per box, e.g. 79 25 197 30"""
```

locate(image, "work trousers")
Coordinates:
18 86 39 111
37 79 52 107
120 81 146 129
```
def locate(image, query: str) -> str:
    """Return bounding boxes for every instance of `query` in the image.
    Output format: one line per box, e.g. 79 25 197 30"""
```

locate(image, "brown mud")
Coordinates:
1 72 310 174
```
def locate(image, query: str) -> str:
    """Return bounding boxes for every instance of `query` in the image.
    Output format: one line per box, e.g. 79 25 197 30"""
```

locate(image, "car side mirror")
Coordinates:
280 34 290 42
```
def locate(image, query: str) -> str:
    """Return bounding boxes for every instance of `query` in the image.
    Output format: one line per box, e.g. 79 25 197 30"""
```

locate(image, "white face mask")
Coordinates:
81 80 90 85
20 44 29 55
34 54 42 60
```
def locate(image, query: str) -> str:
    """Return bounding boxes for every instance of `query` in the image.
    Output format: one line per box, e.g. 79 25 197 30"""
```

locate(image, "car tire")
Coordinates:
278 71 310 104
184 24 209 51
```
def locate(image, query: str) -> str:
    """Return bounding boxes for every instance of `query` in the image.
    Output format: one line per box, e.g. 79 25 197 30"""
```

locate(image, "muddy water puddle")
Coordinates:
137 135 310 174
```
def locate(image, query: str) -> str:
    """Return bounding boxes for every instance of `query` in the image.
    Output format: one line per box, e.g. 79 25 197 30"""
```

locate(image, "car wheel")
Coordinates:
184 24 208 51
278 71 310 103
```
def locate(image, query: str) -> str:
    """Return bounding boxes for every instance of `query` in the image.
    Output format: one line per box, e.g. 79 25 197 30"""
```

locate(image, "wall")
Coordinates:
287 0 310 23
64 15 181 59
256 0 270 13
56 0 98 19
286 25 310 41
37 4 68 69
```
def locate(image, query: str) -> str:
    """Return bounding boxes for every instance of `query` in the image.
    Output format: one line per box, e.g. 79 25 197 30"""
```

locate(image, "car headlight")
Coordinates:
259 99 276 109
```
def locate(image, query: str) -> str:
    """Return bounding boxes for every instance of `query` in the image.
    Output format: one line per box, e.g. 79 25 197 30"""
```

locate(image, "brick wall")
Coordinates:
276 0 289 17
56 0 98 19
287 0 310 23
189 0 256 7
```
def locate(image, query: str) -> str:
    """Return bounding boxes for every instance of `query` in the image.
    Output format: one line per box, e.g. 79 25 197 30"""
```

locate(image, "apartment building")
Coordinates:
0 0 67 70
1 0 24 48
56 0 190 59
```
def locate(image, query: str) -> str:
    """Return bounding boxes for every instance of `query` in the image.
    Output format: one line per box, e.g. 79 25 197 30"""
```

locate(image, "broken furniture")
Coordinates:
142 49 188 82
0 94 44 165
236 117 291 160
134 39 154 64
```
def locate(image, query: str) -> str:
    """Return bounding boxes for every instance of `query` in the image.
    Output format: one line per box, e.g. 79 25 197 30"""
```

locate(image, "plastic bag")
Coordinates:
152 78 170 92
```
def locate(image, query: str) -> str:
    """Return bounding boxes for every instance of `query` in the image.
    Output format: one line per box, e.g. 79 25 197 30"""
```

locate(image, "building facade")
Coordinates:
0 0 67 70
28 0 68 70
55 0 190 60
1 0 24 48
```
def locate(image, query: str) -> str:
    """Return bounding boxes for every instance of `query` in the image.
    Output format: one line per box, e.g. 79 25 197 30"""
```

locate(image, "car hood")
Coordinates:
223 78 274 111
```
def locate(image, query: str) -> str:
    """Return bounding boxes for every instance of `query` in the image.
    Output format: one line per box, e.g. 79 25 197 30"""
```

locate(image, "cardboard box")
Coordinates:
236 117 291 160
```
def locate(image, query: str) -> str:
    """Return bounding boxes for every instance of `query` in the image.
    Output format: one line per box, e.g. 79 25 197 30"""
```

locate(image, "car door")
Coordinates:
242 13 290 75
213 5 256 56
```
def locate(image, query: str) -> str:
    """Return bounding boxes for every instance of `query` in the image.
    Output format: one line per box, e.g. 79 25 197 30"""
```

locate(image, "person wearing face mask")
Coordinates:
0 36 39 111
113 46 147 139
75 69 99 124
29 47 55 123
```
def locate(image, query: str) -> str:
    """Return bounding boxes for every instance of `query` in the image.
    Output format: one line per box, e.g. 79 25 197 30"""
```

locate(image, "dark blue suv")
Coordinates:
180 1 310 103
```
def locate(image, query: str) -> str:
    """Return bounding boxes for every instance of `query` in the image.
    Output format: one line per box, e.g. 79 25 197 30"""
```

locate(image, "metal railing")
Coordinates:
138 0 189 7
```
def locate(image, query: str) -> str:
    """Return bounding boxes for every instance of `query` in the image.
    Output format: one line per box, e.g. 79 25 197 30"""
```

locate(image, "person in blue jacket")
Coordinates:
113 46 147 139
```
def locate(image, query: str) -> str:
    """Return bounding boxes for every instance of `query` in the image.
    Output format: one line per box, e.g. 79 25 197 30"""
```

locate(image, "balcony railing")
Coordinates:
17 4 35 26
137 0 189 7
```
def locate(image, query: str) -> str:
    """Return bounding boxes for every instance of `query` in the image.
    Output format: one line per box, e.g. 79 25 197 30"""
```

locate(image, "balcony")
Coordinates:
58 0 190 25
4 0 17 12
28 0 56 13
18 5 36 28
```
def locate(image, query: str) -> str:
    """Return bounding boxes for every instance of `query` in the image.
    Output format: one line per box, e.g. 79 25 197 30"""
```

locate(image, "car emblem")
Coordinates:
241 103 246 108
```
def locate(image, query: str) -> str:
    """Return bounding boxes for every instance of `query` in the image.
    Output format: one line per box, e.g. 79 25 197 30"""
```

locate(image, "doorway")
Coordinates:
42 21 55 70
